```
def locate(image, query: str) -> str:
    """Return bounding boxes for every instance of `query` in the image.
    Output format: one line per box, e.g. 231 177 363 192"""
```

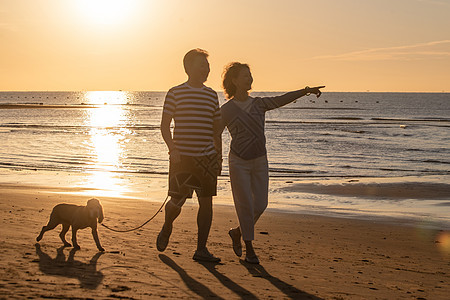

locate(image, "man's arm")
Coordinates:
213 118 225 157
213 118 224 176
160 112 181 163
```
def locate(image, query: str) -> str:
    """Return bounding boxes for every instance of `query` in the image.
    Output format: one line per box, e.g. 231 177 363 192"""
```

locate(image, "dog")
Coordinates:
36 198 105 251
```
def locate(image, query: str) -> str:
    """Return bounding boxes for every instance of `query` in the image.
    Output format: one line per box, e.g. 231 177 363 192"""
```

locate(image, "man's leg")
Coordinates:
156 197 185 252
196 196 212 251
192 196 220 262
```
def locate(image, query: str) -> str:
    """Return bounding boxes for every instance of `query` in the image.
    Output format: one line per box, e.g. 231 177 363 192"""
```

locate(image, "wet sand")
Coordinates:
280 180 450 200
0 183 449 299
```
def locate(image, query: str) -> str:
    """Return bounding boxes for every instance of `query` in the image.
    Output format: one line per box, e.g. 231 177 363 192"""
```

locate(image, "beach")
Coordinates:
1 183 449 299
2 0 450 297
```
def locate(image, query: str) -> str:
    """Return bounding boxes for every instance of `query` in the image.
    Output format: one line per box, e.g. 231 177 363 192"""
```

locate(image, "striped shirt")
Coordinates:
162 82 221 156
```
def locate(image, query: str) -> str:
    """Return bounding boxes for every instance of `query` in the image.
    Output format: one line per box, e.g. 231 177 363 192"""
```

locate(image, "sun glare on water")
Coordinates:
81 91 133 198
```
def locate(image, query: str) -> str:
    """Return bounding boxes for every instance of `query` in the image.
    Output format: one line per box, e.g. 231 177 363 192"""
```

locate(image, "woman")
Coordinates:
220 62 324 264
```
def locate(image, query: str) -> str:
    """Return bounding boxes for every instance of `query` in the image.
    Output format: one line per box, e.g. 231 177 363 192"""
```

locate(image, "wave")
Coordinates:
326 117 365 120
0 104 99 109
284 107 364 110
434 202 450 207
408 159 450 165
2 157 449 178
0 161 167 175
339 129 367 133
269 167 315 174
334 163 450 174
422 159 450 164
372 117 450 122
265 120 366 125
0 162 85 172
0 124 160 131
0 103 163 109
406 148 448 154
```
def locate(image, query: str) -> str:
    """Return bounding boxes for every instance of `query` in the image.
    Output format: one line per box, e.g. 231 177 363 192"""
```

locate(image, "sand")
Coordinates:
1 183 449 299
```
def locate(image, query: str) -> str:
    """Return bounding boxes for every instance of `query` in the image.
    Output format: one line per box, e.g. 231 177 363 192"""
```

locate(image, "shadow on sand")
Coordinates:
239 260 323 299
34 243 104 289
159 254 225 299
158 254 321 299
197 260 259 299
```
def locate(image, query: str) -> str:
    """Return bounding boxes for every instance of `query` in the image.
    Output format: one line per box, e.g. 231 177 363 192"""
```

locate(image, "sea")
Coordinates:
1 91 449 228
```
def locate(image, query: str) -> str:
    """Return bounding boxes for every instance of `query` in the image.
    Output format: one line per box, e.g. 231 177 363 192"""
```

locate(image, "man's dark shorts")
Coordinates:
168 153 220 199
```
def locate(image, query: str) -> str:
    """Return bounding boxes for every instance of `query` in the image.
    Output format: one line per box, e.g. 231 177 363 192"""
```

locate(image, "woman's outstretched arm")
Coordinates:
261 86 325 110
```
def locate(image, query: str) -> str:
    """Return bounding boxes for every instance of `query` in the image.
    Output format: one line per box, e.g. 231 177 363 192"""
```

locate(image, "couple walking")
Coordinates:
156 48 324 264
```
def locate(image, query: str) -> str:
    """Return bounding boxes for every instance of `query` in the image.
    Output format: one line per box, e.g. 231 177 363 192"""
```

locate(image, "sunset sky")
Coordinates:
1 0 449 92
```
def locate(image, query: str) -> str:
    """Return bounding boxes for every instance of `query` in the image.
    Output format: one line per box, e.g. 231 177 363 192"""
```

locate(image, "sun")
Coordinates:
75 0 138 26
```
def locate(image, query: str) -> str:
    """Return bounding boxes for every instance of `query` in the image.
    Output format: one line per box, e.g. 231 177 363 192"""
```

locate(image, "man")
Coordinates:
157 49 222 262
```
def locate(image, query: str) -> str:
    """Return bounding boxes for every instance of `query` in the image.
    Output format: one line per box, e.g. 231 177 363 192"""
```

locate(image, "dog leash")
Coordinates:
100 195 169 233
101 173 199 232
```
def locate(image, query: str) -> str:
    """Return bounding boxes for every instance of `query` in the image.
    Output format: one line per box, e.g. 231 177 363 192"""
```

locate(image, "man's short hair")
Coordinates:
183 48 209 74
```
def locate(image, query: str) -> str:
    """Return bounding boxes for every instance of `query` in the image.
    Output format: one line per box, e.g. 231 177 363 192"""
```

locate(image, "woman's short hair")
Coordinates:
222 62 250 99
183 48 209 74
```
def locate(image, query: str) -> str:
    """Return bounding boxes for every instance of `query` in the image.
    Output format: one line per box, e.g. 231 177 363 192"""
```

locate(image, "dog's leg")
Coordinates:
36 215 59 242
71 227 81 250
91 228 105 252
59 223 72 247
